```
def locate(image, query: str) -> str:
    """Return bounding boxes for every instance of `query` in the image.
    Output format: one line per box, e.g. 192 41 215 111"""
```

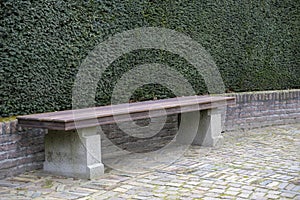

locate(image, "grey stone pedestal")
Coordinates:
44 127 104 179
176 108 222 146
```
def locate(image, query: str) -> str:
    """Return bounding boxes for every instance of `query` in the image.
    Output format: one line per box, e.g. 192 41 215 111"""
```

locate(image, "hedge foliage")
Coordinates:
1 0 299 117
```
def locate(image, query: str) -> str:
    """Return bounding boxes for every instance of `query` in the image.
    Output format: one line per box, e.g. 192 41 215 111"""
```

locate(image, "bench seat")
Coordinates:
17 95 235 179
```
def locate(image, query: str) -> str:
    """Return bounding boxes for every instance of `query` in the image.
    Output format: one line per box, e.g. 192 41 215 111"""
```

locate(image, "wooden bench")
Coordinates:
17 95 235 179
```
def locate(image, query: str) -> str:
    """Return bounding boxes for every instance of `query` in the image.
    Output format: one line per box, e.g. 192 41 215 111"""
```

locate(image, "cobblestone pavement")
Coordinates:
0 124 299 200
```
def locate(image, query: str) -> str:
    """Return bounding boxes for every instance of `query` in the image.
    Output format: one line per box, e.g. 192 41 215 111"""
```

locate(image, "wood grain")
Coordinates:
17 95 235 130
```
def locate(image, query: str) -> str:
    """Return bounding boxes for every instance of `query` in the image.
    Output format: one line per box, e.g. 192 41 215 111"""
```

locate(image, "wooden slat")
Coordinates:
18 95 216 121
19 96 233 121
48 96 216 121
65 101 231 130
17 119 67 130
17 95 235 130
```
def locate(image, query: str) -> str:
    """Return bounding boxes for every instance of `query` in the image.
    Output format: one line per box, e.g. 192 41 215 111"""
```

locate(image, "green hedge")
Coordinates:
1 0 299 117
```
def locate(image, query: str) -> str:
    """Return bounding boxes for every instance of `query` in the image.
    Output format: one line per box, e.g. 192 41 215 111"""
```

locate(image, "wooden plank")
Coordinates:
17 119 66 130
17 96 235 131
48 96 217 120
18 96 234 123
18 96 234 122
54 96 233 122
66 100 230 130
17 95 215 121
20 100 230 131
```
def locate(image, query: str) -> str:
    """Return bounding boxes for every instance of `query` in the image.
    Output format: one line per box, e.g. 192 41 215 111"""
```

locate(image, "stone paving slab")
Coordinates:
0 124 299 199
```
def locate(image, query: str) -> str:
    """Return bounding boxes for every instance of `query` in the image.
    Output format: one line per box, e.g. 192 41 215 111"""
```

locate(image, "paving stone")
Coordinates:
139 191 156 197
1 124 300 199
131 195 148 199
285 183 296 190
210 188 224 194
202 197 220 200
266 194 280 199
153 193 166 198
278 182 289 189
190 192 204 198
281 192 297 198
187 181 200 186
227 187 241 192
292 185 300 192
250 192 266 198
49 192 84 200
267 181 280 188
165 182 182 187
166 195 179 199
238 192 251 198
224 190 240 196
113 187 127 193
196 186 210 191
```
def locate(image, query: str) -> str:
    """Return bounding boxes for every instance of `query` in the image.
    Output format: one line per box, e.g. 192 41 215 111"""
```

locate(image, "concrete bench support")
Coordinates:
193 108 222 146
44 127 104 179
176 108 222 146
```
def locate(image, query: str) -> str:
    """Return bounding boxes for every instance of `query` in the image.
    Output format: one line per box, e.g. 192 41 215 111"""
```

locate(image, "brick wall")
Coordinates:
101 115 178 154
0 122 45 179
224 89 300 131
0 89 299 178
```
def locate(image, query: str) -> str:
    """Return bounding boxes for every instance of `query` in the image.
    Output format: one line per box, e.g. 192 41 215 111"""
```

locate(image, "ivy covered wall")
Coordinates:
1 0 299 117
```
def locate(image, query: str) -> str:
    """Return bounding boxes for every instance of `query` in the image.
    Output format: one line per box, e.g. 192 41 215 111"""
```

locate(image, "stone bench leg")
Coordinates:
193 108 222 146
44 127 104 179
176 108 222 147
